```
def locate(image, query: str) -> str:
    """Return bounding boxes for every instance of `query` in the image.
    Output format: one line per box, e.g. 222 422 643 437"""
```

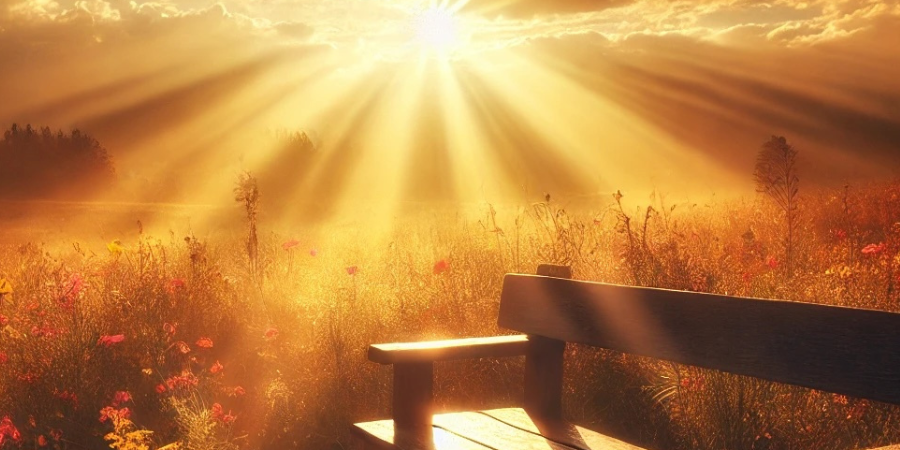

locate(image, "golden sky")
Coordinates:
1 0 899 212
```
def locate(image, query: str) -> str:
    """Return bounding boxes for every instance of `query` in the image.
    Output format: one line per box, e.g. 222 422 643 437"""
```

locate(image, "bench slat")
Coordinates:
352 419 492 450
499 274 900 405
369 335 530 365
433 411 578 450
480 408 647 450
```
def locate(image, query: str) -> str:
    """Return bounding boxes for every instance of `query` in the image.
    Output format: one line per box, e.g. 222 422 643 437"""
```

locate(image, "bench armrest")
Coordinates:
368 334 530 364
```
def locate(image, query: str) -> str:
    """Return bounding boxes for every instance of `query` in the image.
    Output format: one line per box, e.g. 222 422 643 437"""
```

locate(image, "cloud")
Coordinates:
461 0 634 18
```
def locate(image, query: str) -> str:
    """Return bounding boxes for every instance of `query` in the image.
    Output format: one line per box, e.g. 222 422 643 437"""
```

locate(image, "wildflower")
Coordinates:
112 391 132 406
0 315 6 326
210 360 224 374
211 403 224 420
0 352 7 364
175 341 191 354
196 337 214 348
167 278 186 294
310 249 318 257
264 327 279 341
282 239 300 251
49 429 62 441
222 412 236 424
163 322 177 336
433 259 450 275
862 243 887 255
155 384 167 394
833 229 847 240
98 406 122 423
0 416 21 445
107 240 124 256
98 334 125 347
38 435 47 447
231 386 246 396
346 266 358 276
766 256 779 269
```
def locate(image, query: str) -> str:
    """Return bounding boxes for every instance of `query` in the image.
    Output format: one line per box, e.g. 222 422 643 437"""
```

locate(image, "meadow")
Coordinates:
1 181 900 450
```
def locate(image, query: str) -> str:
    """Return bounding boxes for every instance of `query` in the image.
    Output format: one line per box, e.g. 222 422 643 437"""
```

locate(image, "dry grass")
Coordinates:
1 183 900 450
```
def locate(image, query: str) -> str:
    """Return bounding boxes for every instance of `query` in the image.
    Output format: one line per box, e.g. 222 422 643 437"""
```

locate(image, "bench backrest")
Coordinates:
499 272 900 405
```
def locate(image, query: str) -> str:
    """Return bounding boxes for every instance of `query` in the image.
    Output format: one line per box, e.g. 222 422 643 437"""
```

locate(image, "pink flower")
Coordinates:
862 243 887 255
97 334 125 347
433 259 450 275
282 239 300 251
112 391 132 406
309 249 318 257
264 327 279 341
196 337 214 348
346 266 358 276
210 360 224 374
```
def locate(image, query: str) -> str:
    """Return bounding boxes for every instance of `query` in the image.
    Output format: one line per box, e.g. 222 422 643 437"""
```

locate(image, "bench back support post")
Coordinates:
524 264 570 420
393 362 434 449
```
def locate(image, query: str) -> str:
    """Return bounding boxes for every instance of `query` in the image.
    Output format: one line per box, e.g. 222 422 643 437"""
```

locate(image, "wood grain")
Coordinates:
480 408 649 450
369 335 529 365
351 420 491 450
499 274 900 405
393 362 434 448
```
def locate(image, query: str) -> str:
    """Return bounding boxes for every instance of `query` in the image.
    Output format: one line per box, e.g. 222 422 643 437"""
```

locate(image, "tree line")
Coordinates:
0 124 116 199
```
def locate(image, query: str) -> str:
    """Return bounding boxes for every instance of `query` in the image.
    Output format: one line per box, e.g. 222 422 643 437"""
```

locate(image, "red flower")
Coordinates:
37 435 47 447
167 278 186 294
433 259 450 275
0 416 21 444
0 315 7 326
196 337 213 348
97 334 125 347
231 386 246 396
346 266 358 276
113 391 132 406
862 243 887 255
155 384 167 394
282 239 301 251
210 360 224 374
766 256 779 269
833 229 847 240
264 327 279 341
211 403 224 420
0 352 7 364
222 412 236 424
59 273 84 308
49 429 62 441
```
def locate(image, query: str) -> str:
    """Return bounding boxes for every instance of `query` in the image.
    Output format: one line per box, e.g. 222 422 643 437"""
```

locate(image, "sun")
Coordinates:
412 6 459 52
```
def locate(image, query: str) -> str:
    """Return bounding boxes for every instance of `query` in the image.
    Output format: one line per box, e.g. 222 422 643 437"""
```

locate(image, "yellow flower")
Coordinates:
108 240 125 255
0 279 12 296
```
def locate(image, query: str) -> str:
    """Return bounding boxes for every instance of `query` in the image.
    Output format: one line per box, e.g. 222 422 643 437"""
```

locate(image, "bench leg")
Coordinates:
394 362 434 450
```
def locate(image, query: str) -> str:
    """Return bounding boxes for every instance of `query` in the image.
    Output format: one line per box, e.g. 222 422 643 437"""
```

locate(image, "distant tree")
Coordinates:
754 135 800 275
0 123 115 199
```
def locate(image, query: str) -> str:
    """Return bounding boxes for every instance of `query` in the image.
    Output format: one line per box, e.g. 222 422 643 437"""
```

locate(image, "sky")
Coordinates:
1 0 899 212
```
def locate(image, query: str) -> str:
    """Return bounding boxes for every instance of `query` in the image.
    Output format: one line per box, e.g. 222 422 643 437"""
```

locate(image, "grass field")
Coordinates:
1 183 900 450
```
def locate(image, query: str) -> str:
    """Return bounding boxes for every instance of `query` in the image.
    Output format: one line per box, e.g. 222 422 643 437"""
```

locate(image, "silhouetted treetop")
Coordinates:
0 123 116 199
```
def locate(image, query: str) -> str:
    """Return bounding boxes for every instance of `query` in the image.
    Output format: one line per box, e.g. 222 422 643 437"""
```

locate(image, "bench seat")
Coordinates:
352 408 646 450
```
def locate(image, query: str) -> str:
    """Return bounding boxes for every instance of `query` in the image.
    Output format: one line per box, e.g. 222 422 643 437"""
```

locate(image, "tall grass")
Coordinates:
1 182 899 449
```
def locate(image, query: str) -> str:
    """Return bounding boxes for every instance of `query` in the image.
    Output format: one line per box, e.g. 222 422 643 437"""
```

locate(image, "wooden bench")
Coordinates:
351 265 900 450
